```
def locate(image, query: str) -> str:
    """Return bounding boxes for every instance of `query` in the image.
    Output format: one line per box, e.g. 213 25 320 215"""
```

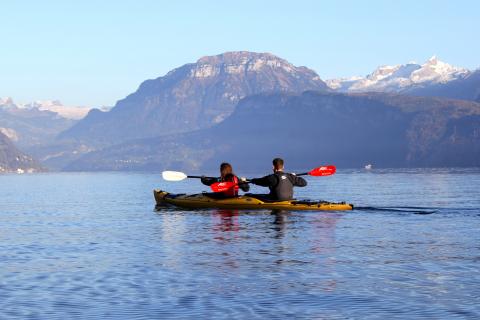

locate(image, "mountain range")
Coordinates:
408 70 480 102
1 51 479 171
65 91 480 171
59 51 329 146
0 98 92 148
325 56 473 95
0 98 91 120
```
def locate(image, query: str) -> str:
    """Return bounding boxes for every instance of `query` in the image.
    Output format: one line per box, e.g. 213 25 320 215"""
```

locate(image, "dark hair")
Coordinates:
223 173 235 182
272 158 284 170
220 162 233 179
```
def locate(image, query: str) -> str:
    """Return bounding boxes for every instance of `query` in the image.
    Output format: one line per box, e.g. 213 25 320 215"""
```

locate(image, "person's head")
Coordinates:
220 162 233 179
272 158 284 172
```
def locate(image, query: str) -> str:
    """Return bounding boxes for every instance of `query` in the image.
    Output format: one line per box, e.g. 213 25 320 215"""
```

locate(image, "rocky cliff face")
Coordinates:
0 132 42 173
59 51 329 145
63 92 480 171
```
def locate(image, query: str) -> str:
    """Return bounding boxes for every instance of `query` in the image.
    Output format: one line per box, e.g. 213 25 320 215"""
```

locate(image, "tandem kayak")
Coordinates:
154 190 354 211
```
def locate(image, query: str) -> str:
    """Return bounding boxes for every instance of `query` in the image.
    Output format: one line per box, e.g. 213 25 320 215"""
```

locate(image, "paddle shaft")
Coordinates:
188 174 306 183
187 175 206 179
294 172 309 176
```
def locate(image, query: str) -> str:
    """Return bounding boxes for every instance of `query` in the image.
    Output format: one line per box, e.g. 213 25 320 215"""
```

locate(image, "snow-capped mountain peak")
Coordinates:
1 98 91 120
327 56 470 93
0 97 15 106
367 65 401 81
428 55 438 63
25 100 91 120
325 76 363 90
410 56 468 84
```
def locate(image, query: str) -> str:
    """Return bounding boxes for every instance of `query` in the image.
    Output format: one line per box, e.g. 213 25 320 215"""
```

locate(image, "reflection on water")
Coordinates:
271 210 288 239
1 171 479 319
212 209 240 234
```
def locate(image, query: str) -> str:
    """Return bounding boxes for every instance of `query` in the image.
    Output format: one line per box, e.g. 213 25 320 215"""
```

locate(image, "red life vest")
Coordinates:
222 175 239 197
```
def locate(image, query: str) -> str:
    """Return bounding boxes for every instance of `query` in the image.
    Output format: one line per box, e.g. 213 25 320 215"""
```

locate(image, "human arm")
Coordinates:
291 174 307 187
250 174 277 187
201 176 219 186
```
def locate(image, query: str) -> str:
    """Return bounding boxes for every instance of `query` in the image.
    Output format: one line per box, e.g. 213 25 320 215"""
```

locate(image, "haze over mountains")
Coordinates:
0 98 87 149
0 98 92 172
1 51 479 172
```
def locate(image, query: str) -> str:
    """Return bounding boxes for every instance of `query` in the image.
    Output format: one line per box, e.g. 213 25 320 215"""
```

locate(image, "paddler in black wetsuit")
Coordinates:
201 162 249 197
250 158 307 201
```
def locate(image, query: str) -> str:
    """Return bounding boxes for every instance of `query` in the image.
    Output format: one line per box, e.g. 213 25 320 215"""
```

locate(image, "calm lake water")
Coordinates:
1 169 479 319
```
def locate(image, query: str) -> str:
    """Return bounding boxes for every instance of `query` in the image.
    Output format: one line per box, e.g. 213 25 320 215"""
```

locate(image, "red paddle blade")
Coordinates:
210 181 237 193
308 165 336 176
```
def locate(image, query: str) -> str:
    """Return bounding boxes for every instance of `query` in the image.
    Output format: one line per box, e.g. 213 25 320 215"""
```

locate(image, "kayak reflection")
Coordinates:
271 210 289 239
212 209 240 233
211 209 290 241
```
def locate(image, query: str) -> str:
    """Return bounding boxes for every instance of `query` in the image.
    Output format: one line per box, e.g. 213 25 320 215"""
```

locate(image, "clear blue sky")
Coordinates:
1 0 478 106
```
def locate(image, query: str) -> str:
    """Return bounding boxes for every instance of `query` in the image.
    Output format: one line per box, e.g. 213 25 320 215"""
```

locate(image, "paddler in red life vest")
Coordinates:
250 158 307 201
201 162 249 197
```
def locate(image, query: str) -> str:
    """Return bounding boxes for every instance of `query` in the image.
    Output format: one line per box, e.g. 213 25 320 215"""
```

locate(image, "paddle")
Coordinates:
210 165 337 193
162 170 209 181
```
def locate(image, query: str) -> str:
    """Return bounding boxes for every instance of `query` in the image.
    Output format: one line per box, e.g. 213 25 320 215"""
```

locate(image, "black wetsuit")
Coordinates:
201 176 250 192
250 171 307 201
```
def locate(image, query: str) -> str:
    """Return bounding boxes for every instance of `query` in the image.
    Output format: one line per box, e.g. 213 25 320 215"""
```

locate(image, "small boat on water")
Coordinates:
154 190 354 211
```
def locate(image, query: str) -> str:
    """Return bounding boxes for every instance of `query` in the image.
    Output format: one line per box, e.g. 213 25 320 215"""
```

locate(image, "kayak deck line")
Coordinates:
154 189 354 211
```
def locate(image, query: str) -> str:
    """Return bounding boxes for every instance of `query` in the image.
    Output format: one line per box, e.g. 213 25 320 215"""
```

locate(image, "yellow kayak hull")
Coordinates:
154 190 353 211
